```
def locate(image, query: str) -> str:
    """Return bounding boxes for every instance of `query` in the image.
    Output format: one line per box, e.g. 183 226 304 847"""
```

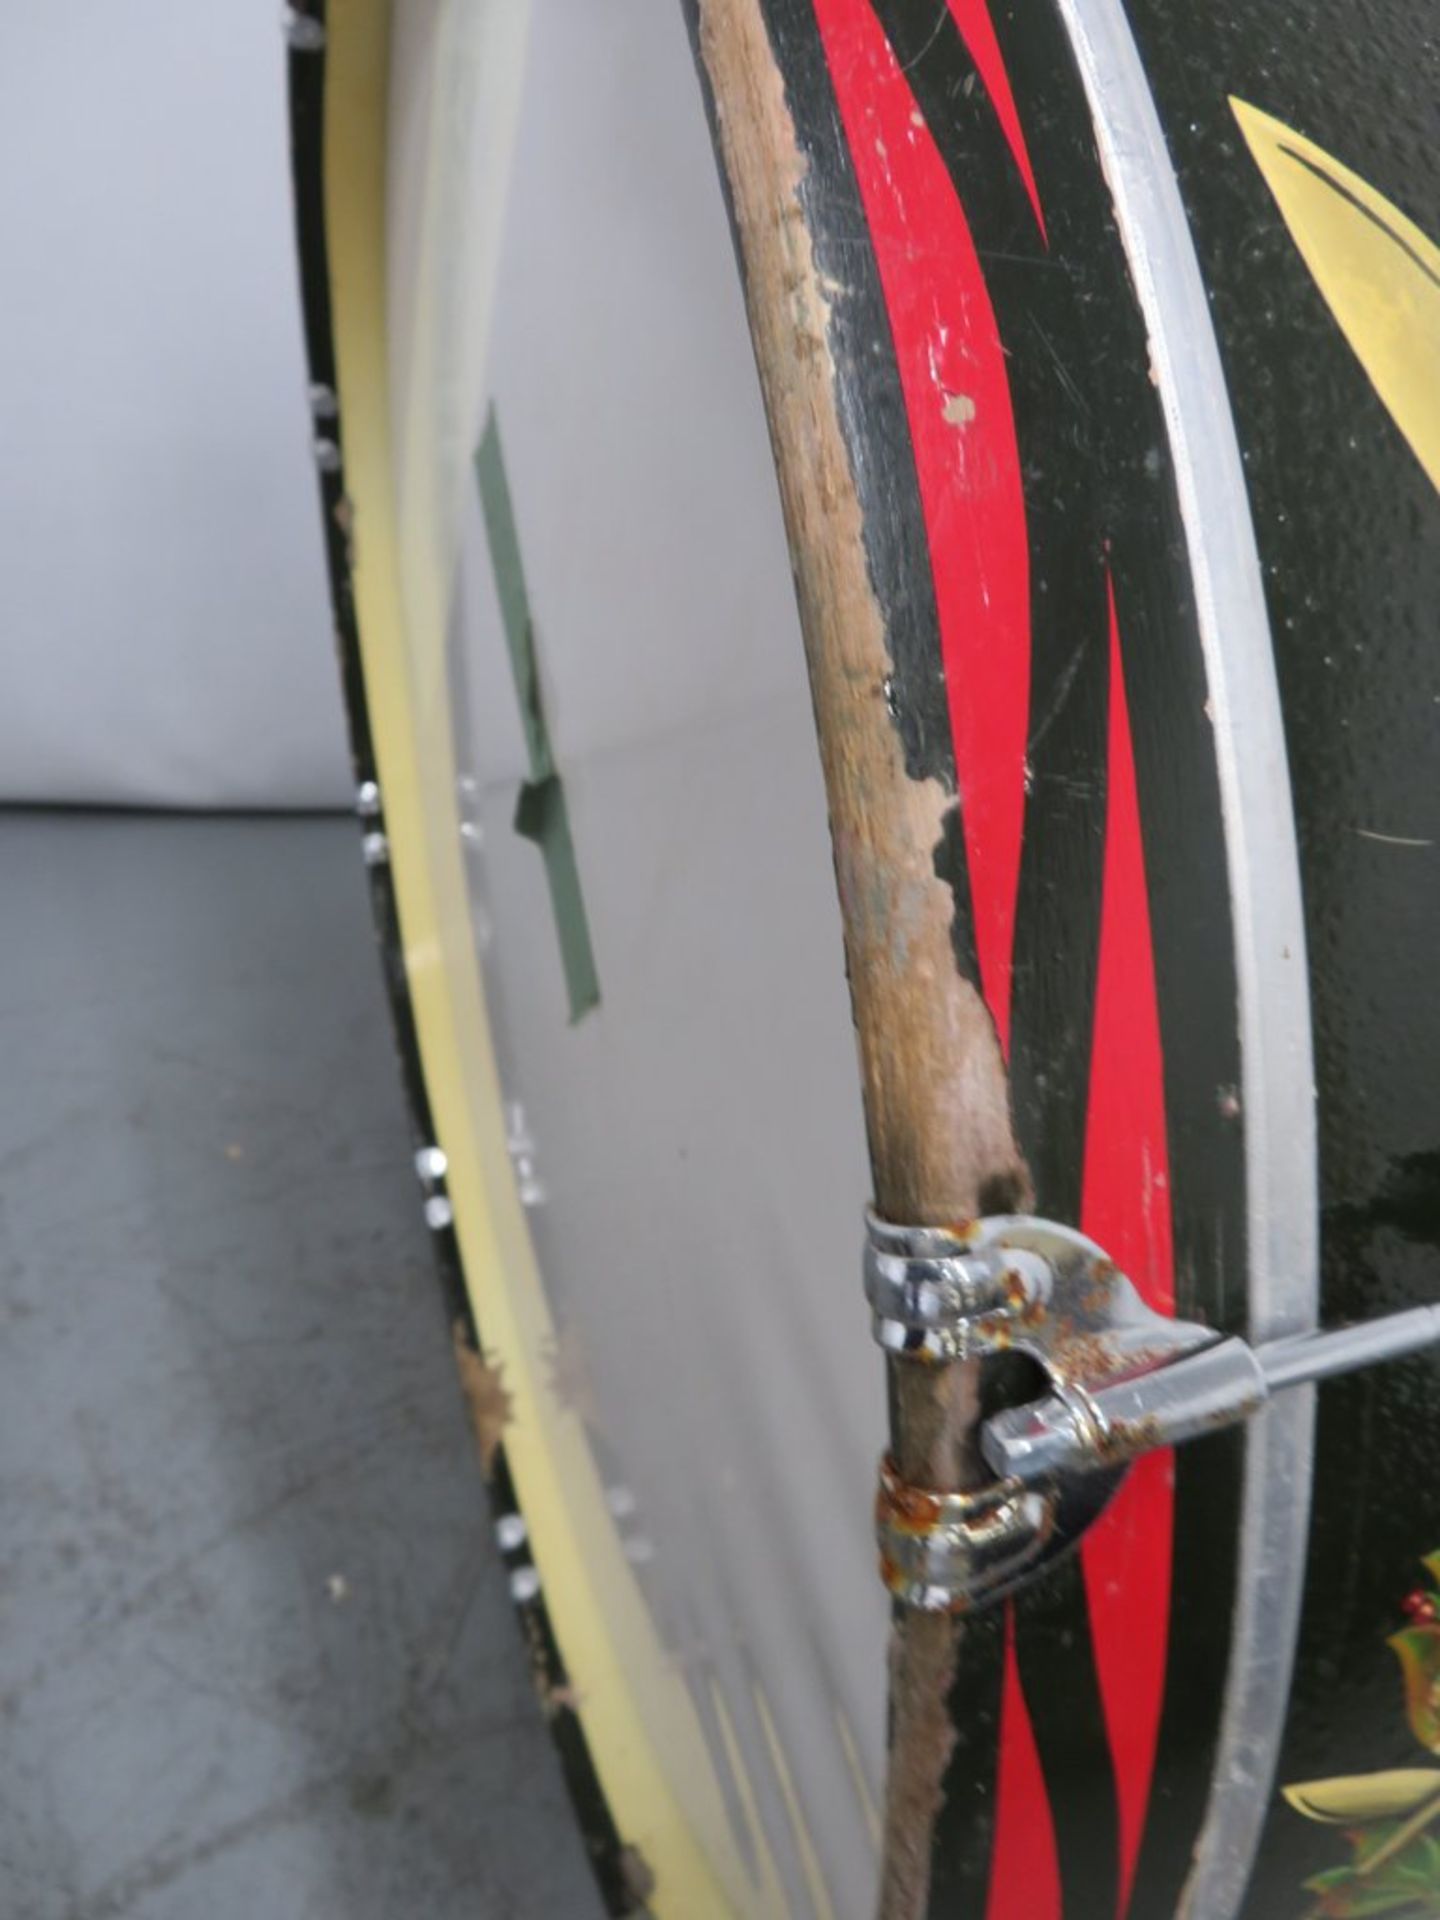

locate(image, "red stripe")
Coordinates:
944 0 1047 238
1078 581 1175 1918
811 0 1030 1052
813 11 1172 1915
986 1613 1061 1920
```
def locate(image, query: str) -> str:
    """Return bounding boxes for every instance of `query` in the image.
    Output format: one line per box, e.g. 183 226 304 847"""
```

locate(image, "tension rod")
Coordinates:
1256 1307 1440 1391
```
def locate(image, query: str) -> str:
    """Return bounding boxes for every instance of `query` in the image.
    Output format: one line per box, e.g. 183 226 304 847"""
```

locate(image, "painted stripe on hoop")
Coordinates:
944 0 1046 238
1050 5 1320 1915
810 0 1030 1049
1079 580 1175 1919
986 1610 1061 1920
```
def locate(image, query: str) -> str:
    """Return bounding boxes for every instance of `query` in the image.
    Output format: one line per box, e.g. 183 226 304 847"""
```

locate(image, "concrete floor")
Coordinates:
0 812 603 1920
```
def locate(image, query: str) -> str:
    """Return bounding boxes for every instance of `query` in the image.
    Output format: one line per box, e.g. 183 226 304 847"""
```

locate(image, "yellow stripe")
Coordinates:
710 1680 790 1911
834 1702 882 1854
754 1685 837 1920
1232 97 1440 493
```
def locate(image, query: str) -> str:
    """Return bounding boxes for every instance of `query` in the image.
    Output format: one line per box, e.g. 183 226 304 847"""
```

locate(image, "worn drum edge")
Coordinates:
286 4 746 1914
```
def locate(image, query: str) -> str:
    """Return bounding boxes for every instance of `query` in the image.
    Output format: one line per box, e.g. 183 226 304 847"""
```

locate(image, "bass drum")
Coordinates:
288 3 1440 1917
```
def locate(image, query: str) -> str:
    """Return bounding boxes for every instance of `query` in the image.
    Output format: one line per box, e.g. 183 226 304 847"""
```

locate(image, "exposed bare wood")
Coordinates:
692 4 1029 1914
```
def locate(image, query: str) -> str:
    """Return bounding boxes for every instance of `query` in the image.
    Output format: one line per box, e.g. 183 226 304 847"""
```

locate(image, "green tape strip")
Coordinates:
476 408 601 1023
476 409 554 786
513 775 602 1024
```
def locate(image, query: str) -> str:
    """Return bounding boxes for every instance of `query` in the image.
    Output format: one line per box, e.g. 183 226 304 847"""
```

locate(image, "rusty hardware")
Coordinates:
865 1212 1440 1612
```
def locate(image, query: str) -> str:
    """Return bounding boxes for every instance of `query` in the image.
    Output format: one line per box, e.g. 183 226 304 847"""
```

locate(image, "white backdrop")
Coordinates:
0 3 351 807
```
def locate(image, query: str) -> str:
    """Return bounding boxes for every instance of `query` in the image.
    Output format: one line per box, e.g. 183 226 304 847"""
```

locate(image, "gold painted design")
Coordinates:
1283 1550 1440 1914
1232 98 1440 493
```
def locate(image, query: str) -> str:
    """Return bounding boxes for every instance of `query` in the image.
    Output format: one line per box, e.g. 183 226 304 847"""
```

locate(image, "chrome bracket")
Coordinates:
866 1211 1440 1613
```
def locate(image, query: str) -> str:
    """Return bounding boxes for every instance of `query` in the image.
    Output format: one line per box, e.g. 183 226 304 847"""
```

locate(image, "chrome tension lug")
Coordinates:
875 1454 1051 1615
862 1208 1047 1361
864 1209 1440 1614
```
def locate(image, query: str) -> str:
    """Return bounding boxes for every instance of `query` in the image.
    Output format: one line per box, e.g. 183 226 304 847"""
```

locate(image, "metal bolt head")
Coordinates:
282 10 325 51
414 1144 448 1183
495 1513 528 1554
509 1566 541 1605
